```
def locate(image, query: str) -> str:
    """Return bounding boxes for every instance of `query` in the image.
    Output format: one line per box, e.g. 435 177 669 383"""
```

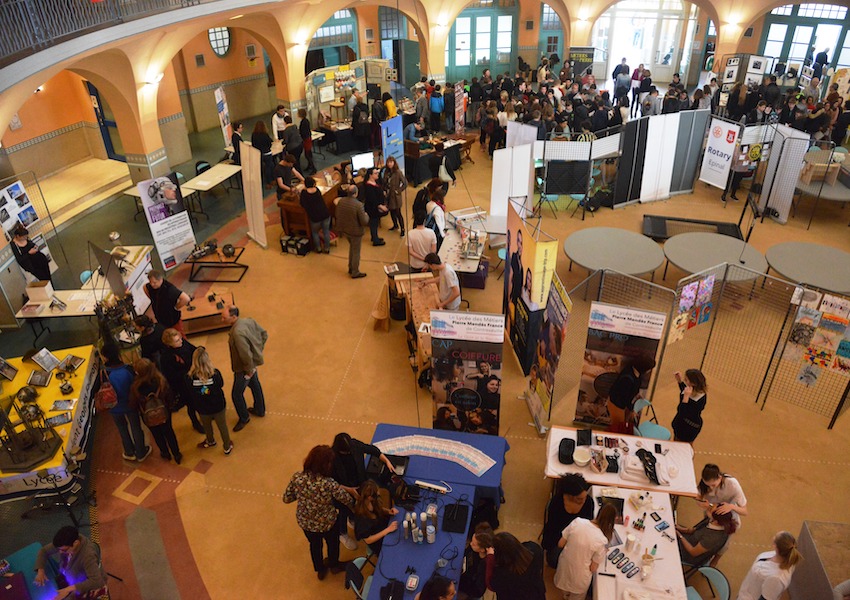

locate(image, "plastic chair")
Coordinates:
686 587 703 600
632 398 672 440
833 146 848 154
195 160 212 176
496 248 507 279
345 556 372 599
697 566 730 600
79 270 92 285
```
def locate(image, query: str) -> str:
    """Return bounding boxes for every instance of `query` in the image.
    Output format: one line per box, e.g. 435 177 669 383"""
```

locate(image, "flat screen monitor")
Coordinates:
351 152 375 172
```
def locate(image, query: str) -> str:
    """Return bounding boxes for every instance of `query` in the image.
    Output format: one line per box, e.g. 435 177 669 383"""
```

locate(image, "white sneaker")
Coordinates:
340 534 358 551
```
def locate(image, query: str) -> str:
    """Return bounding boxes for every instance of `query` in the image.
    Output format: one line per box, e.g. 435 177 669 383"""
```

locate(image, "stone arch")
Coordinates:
539 0 573 50
350 0 432 62
587 0 720 35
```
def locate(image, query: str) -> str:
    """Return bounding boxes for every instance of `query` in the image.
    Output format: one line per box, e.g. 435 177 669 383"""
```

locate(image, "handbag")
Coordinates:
94 369 118 411
438 156 452 183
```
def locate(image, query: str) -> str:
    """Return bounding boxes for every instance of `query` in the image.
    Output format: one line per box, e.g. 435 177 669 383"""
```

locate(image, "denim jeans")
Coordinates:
310 217 332 251
232 370 265 422
111 411 147 458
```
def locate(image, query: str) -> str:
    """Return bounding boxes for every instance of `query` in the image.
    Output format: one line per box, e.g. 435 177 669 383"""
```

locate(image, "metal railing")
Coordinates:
0 0 203 68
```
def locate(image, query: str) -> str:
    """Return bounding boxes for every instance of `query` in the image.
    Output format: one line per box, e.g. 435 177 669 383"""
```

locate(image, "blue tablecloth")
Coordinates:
4 542 58 600
367 481 475 600
372 424 509 508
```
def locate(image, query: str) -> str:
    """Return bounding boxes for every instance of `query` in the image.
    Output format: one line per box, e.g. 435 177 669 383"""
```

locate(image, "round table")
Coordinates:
663 232 768 281
765 242 850 294
563 227 664 278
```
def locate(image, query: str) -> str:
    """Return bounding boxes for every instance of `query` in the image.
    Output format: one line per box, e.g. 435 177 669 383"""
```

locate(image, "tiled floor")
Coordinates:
9 126 850 600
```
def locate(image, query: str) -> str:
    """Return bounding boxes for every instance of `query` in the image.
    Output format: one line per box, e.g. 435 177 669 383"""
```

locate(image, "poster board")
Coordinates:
699 118 741 189
241 142 267 249
0 180 58 277
782 292 850 384
381 116 405 173
215 87 232 148
137 172 196 270
574 302 666 427
431 311 505 436
319 85 336 103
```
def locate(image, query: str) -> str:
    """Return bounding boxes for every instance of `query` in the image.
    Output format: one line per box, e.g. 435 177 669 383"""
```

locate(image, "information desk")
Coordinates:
367 481 475 600
765 241 850 295
372 424 509 508
185 247 248 283
563 228 664 279
3 542 59 600
0 346 98 502
545 426 698 497
662 232 767 282
592 488 687 600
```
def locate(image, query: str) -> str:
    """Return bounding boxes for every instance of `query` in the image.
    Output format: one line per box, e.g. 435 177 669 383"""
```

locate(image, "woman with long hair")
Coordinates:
554 502 617 600
383 155 406 237
130 358 181 463
458 523 493 599
11 225 51 282
251 120 274 185
160 327 203 433
284 445 355 579
672 369 708 443
697 463 748 566
485 532 545 599
352 479 398 555
297 108 317 175
737 531 802 600
102 342 150 462
187 346 233 454
417 575 456 600
676 507 738 565
542 473 595 568
383 92 397 119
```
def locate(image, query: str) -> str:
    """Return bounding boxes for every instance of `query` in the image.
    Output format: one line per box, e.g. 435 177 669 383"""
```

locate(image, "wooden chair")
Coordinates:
278 198 311 245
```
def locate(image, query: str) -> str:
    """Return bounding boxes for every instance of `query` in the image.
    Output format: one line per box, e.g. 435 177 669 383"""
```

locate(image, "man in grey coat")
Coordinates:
335 186 370 279
222 305 268 431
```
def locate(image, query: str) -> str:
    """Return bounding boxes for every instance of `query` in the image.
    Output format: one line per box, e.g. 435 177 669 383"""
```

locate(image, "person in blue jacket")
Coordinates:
101 342 151 462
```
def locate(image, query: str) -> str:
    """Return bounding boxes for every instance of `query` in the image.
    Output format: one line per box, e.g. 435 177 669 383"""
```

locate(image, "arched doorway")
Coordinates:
445 0 519 84
591 0 695 83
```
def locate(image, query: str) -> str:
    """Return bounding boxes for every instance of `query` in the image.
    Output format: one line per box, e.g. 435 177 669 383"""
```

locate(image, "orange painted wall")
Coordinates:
157 62 183 118
357 6 381 58
518 1 541 49
1 71 94 147
177 28 267 90
738 16 765 55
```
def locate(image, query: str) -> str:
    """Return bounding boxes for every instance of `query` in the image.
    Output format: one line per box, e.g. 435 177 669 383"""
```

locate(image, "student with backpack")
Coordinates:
102 343 151 462
131 358 182 464
352 96 371 151
429 85 444 132
425 189 447 251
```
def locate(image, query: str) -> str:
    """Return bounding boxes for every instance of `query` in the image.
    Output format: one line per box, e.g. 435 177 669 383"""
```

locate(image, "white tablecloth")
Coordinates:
545 425 698 497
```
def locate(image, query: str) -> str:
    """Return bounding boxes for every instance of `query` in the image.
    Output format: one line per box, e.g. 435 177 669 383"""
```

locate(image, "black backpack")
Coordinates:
372 101 386 123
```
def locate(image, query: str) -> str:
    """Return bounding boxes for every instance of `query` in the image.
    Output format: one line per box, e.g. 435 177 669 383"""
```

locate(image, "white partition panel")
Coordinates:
511 143 535 216
491 148 512 217
491 145 535 218
759 124 809 223
640 113 679 202
591 133 621 159
507 121 540 148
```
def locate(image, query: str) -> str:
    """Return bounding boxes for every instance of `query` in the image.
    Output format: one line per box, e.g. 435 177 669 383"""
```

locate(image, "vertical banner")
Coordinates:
431 311 505 436
137 172 196 270
504 203 559 374
241 142 267 248
215 86 232 148
454 84 465 134
574 302 666 427
381 115 405 172
1 180 58 276
699 118 740 189
524 274 572 431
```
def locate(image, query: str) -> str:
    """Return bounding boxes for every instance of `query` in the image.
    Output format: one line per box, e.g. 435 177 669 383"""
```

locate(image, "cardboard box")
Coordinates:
26 281 54 302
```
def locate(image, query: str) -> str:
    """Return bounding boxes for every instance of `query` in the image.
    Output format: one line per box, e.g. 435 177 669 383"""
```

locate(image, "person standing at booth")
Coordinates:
335 186 370 279
144 270 190 333
222 304 268 431
363 167 388 246
671 369 708 443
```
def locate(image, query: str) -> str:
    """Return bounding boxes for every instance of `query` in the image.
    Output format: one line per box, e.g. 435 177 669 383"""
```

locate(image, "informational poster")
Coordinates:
574 302 666 427
568 47 595 78
137 172 196 270
381 115 405 173
669 275 714 346
784 292 850 385
215 86 232 148
0 180 58 277
699 119 740 189
504 204 559 374
431 311 505 436
454 84 465 134
525 274 572 430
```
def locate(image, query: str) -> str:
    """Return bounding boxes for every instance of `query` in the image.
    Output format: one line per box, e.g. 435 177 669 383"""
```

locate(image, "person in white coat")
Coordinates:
737 531 801 600
554 503 617 600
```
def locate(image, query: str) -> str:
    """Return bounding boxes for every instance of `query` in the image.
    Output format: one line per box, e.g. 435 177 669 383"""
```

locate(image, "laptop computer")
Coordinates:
366 454 410 481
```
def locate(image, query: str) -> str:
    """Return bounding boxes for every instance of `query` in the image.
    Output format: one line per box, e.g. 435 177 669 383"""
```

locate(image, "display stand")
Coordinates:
241 141 267 249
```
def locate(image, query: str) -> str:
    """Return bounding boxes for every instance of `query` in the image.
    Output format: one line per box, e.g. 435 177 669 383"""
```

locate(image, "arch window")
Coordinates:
311 9 358 51
540 4 563 62
379 6 407 40
208 27 231 57
760 4 850 72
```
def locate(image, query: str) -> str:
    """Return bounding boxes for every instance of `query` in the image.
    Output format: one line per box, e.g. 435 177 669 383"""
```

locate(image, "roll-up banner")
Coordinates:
574 302 666 428
215 86 232 148
699 118 740 189
137 172 196 270
381 116 405 172
431 311 505 436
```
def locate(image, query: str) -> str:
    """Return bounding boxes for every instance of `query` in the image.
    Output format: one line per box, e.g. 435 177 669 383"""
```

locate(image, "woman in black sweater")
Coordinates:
160 328 203 433
459 523 493 599
672 369 708 443
251 121 274 185
485 532 545 600
187 346 232 454
300 177 331 253
363 167 388 246
297 108 317 174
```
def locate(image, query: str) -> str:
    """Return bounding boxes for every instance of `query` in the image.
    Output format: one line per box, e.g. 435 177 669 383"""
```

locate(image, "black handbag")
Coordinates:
558 438 576 464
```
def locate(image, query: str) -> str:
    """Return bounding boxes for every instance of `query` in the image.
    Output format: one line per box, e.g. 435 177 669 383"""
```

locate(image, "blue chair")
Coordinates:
632 398 672 441
697 566 730 600
345 556 373 599
686 587 702 600
833 146 848 154
79 270 92 285
496 248 507 279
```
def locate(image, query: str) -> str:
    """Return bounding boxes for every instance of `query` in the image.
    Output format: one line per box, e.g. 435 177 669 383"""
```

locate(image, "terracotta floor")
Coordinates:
91 145 850 600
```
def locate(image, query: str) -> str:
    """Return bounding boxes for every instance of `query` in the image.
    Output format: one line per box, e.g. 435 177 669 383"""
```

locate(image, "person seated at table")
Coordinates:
459 523 494 600
484 532 546 600
554 503 617 600
676 506 737 568
542 473 595 568
353 480 399 555
405 120 424 141
737 531 801 600
423 252 461 311
417 575 456 600
34 525 107 599
696 463 748 567
333 161 354 186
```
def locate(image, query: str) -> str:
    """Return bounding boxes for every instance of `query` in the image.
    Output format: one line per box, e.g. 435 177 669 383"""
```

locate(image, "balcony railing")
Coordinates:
1 0 204 69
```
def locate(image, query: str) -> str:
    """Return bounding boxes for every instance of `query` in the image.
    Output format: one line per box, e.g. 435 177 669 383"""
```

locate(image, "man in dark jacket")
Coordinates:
335 186 370 278
352 97 370 151
761 75 781 108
